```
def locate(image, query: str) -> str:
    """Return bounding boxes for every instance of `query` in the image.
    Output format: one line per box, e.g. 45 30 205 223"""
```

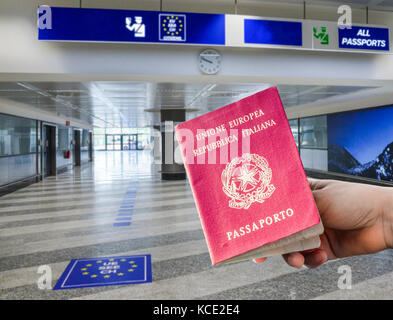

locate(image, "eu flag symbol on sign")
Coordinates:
53 254 152 290
159 14 186 42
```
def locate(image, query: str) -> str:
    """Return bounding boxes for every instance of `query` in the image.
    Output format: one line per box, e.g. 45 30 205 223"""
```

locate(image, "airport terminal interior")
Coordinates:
1 0 393 300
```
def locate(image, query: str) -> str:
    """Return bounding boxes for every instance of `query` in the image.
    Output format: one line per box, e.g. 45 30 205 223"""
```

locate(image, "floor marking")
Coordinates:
112 179 138 227
53 254 152 290
115 217 132 221
113 222 132 227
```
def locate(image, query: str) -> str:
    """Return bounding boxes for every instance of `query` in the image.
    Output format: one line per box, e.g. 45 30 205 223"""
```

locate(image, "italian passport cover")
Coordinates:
175 87 321 265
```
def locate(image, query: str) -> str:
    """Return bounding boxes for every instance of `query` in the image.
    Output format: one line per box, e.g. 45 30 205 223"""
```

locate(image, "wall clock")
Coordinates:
198 49 222 75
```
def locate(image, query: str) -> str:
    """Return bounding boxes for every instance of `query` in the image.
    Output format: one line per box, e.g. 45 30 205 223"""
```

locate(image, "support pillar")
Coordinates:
160 109 186 180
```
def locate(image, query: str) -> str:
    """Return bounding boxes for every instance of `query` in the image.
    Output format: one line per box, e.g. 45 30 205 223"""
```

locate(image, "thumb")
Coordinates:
308 178 328 191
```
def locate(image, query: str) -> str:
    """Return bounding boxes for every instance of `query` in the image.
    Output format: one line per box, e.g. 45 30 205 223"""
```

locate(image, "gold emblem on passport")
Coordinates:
221 153 275 210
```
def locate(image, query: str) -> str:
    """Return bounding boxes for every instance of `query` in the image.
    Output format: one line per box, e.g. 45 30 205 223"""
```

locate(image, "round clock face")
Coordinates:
198 49 222 75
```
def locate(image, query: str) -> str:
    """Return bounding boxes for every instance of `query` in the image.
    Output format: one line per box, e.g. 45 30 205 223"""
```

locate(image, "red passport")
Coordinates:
175 87 321 265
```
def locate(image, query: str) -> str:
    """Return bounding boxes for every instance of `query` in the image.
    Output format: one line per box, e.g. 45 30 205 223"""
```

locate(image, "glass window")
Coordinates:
288 119 299 147
300 149 328 170
93 135 106 150
137 134 152 150
94 128 105 135
138 127 151 135
121 128 133 134
81 130 89 148
0 114 37 156
106 128 122 135
58 126 70 151
123 128 138 134
300 115 327 149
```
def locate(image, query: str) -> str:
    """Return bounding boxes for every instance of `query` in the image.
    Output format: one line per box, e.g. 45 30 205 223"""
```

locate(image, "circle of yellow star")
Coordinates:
118 273 124 276
128 269 134 272
132 264 137 268
109 259 114 262
96 261 102 264
91 275 97 278
81 268 87 271
104 275 110 278
120 259 126 262
129 261 134 264
86 264 92 267
82 272 89 275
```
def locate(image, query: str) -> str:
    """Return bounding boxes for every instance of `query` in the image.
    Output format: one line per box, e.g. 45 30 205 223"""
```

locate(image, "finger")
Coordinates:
318 232 337 261
282 252 305 269
307 178 326 192
307 177 331 191
303 249 328 268
253 257 267 264
307 178 319 191
300 248 320 255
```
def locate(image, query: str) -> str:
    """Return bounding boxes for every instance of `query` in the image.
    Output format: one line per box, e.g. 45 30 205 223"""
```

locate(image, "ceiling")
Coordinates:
0 81 377 128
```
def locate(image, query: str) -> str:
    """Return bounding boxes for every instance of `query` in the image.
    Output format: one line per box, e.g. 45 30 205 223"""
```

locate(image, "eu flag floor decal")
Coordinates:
53 254 152 290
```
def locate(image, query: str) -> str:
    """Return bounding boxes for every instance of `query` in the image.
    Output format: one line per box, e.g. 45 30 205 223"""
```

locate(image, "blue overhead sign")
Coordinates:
338 26 390 51
38 7 392 54
244 19 303 46
38 7 225 45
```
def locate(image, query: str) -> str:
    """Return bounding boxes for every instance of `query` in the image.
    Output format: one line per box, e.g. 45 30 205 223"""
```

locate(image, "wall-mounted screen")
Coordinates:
328 106 393 182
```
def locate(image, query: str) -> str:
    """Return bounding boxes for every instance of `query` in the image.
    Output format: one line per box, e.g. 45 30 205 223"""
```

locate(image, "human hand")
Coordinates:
254 178 393 268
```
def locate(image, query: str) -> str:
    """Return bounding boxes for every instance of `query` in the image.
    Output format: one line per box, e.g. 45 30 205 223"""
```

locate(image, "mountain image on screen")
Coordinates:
328 142 393 182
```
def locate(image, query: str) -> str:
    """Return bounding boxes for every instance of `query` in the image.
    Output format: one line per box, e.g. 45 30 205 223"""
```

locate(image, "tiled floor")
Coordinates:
0 151 393 300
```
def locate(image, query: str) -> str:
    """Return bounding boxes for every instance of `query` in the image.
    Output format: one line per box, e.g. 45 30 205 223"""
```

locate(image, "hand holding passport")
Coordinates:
175 87 324 265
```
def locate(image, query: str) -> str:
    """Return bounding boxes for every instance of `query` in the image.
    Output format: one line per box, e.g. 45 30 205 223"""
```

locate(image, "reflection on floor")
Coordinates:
0 151 392 299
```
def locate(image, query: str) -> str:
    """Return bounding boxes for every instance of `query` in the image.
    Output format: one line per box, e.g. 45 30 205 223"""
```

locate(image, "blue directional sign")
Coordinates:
53 254 152 290
244 19 303 46
338 26 389 51
38 7 225 45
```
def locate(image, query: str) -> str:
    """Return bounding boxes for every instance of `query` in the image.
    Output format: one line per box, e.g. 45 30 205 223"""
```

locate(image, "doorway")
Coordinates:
88 131 93 161
42 124 56 177
106 134 122 150
74 130 81 166
122 134 138 150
